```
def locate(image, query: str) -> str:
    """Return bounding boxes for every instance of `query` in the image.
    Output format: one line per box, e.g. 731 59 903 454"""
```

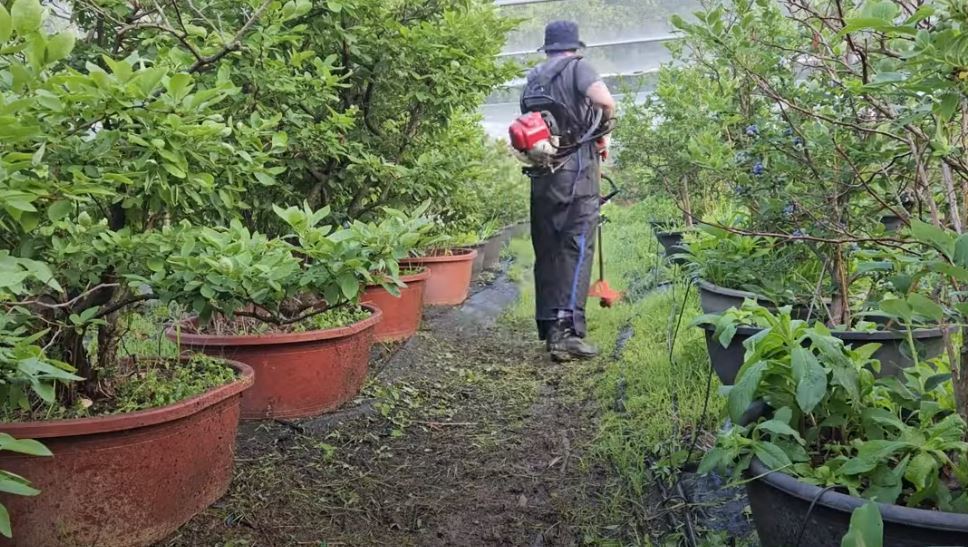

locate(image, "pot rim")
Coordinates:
698 322 947 339
0 358 254 439
402 248 478 264
166 303 383 347
748 458 968 531
366 267 431 289
697 278 768 301
656 230 686 237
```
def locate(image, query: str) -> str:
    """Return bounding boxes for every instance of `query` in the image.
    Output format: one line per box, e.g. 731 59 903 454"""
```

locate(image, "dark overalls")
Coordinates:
522 58 601 341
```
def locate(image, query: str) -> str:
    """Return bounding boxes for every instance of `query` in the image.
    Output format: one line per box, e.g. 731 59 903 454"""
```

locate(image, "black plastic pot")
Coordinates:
702 324 946 384
747 457 968 546
505 222 530 240
655 231 688 265
701 324 762 385
466 243 486 279
482 235 505 271
697 279 819 320
880 214 905 233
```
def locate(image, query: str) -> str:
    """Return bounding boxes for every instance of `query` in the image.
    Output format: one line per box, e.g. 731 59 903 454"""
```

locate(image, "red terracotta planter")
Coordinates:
362 269 430 342
0 360 254 547
401 249 477 306
167 305 382 420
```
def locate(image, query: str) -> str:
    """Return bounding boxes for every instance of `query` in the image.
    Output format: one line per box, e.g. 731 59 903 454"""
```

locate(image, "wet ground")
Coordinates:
162 258 757 546
163 271 611 546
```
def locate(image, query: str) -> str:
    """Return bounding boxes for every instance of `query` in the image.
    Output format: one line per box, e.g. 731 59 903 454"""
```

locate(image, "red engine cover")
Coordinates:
509 112 551 152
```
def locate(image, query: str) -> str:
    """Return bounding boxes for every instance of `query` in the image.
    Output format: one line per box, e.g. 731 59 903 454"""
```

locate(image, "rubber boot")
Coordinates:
547 320 599 362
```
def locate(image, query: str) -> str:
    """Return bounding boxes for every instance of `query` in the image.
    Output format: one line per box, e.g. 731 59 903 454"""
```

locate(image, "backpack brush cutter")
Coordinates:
590 174 622 308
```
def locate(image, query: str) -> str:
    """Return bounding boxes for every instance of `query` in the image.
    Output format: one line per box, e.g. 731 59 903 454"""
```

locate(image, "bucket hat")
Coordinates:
539 20 586 52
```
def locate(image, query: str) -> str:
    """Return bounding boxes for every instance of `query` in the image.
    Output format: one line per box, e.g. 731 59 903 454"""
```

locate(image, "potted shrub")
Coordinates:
358 207 437 342
0 2 289 542
700 305 968 546
699 299 946 385
401 224 479 306
163 207 393 420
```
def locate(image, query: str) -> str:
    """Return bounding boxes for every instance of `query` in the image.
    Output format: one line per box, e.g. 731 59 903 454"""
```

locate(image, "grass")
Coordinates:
507 202 726 544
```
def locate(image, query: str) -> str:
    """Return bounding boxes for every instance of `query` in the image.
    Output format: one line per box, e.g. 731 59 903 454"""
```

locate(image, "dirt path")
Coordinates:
164 271 608 546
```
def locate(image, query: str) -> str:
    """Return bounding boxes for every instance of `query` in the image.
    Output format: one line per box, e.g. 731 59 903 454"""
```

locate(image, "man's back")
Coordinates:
521 55 601 143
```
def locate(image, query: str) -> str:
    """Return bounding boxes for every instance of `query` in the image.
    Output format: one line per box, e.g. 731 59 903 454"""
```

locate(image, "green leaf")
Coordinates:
879 299 912 323
841 500 883 547
792 347 827 413
0 4 12 43
925 373 952 392
0 476 39 497
840 441 911 475
910 220 955 258
45 31 75 64
728 361 767 423
954 234 968 269
46 200 71 222
753 441 792 470
10 0 42 34
166 73 194 101
904 452 936 492
698 447 724 474
0 434 51 456
0 503 10 538
338 272 359 300
756 419 804 443
907 294 943 322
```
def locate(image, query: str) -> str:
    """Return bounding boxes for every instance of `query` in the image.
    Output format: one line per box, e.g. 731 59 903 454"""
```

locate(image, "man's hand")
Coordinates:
585 81 616 120
596 136 609 160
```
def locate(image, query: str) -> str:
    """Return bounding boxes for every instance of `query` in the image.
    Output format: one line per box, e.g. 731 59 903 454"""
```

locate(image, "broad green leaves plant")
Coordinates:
701 304 968 512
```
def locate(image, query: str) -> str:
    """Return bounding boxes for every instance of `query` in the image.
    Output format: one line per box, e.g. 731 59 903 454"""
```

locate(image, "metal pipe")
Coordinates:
498 34 681 57
500 67 660 88
494 0 565 6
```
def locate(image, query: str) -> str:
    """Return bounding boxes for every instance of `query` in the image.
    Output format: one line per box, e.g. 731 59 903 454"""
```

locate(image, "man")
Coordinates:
521 21 616 362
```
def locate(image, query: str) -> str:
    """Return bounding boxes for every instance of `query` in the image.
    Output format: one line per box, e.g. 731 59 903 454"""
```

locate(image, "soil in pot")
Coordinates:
702 323 946 384
167 305 382 420
0 358 254 547
401 249 477 306
747 457 968 547
362 269 430 342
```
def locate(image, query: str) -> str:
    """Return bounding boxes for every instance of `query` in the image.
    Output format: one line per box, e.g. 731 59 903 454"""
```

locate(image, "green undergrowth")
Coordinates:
10 310 237 421
508 203 725 544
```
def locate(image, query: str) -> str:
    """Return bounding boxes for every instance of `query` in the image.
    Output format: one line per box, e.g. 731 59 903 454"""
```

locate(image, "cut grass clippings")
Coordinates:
508 202 726 544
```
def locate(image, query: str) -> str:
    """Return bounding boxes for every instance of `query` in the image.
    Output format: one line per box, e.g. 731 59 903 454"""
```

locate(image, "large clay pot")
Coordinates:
0 359 254 547
401 249 477 306
167 305 382 420
362 269 430 342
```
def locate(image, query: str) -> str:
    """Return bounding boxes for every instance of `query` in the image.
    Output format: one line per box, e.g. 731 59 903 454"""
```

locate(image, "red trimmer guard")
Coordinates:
590 280 622 308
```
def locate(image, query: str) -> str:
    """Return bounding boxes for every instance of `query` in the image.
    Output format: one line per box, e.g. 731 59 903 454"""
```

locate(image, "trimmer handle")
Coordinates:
600 174 621 205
